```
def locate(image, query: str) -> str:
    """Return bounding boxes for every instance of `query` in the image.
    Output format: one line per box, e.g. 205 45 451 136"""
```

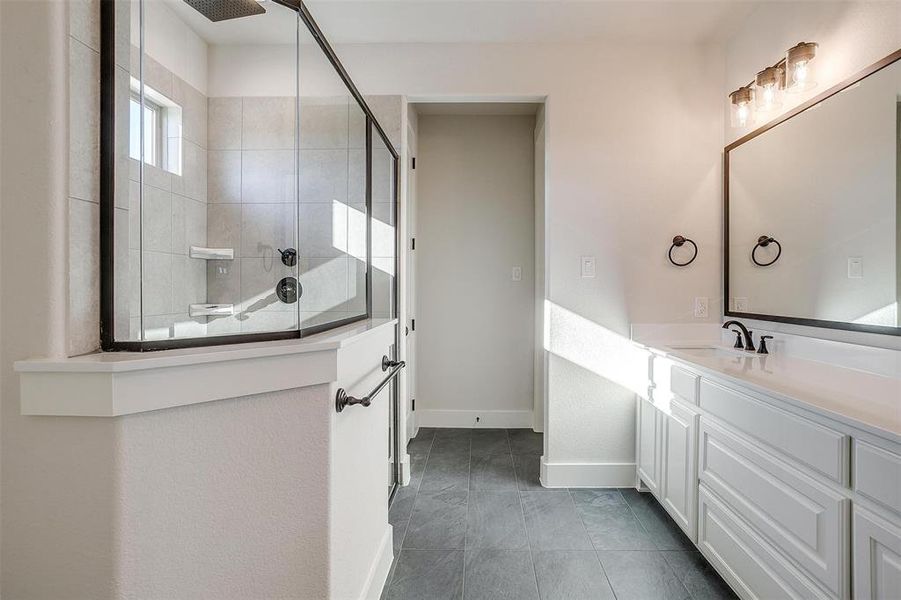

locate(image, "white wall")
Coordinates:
723 0 901 350
215 41 723 480
415 113 536 426
140 0 209 95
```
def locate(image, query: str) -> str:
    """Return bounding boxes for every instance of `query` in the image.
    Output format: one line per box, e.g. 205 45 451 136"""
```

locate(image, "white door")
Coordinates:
404 123 417 439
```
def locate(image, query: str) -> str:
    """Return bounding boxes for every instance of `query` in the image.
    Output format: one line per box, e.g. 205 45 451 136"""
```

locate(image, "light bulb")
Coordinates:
786 42 818 92
793 62 808 84
730 86 755 127
737 103 750 126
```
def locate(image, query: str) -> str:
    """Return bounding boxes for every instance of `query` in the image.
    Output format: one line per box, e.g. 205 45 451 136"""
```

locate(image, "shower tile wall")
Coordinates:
205 96 368 333
127 52 208 341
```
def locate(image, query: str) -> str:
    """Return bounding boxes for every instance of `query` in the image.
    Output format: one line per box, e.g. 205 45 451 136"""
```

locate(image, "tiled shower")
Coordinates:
112 0 398 345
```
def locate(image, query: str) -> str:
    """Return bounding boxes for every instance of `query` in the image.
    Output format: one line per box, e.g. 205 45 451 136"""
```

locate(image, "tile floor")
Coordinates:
382 428 737 600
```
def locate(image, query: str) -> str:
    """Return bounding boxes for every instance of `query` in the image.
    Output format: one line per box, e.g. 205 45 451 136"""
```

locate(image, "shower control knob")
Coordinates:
278 248 298 267
276 277 300 304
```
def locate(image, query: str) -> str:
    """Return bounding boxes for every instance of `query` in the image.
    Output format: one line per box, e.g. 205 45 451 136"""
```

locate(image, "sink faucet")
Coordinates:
722 320 755 352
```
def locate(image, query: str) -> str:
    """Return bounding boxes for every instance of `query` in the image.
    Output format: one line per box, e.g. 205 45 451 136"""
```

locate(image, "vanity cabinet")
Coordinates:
853 505 901 600
638 351 901 600
661 399 699 541
637 392 699 542
638 397 662 496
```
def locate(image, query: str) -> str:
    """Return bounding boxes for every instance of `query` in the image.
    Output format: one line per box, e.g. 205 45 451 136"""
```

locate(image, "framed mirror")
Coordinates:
725 49 901 336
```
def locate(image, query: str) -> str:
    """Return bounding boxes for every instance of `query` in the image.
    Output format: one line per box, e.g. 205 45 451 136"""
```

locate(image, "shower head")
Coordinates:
182 0 266 22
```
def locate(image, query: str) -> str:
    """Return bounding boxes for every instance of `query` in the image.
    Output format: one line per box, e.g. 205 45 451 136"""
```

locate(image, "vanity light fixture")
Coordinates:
729 41 819 127
785 42 818 92
730 86 755 128
755 66 784 112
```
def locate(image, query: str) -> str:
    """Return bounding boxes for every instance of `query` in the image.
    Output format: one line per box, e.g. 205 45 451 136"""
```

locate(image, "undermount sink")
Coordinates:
666 345 749 358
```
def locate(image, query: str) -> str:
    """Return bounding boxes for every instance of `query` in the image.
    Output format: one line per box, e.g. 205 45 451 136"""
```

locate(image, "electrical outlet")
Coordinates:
848 257 863 279
734 297 749 312
580 256 596 278
512 266 522 281
694 296 709 319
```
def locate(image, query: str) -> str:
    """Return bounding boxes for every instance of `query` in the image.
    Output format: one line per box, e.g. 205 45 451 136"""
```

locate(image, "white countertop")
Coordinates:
15 319 399 417
634 335 901 440
15 319 397 373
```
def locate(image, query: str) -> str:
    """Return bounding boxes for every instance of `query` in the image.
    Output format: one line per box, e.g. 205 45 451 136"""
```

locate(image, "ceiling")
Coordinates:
165 0 764 46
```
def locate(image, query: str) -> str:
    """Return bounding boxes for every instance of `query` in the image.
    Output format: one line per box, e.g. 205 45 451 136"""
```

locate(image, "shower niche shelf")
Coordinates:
189 304 235 318
189 246 235 261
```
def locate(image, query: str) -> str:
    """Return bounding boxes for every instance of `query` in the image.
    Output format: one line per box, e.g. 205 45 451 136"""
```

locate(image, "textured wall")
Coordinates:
415 114 536 417
116 387 331 599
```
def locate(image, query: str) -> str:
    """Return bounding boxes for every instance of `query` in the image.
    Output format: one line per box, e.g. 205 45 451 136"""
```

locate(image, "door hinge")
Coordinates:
405 326 409 336
412 157 416 170
412 399 416 411
411 237 416 250
411 319 416 332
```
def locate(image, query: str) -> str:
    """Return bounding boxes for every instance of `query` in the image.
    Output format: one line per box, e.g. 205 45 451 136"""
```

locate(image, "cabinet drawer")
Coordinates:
671 365 699 404
699 379 849 483
853 506 901 600
854 440 901 515
699 419 849 597
698 486 831 600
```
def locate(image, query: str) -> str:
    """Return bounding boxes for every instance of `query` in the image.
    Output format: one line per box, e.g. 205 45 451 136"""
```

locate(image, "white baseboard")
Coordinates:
541 459 636 488
398 452 411 486
415 409 534 429
360 525 394 600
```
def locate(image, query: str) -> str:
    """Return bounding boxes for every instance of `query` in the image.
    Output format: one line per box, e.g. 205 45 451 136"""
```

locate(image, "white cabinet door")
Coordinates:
854 506 901 600
638 397 662 496
661 399 698 541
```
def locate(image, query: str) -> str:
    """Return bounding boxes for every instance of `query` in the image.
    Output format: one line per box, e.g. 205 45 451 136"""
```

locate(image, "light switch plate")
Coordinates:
734 297 749 312
580 256 596 278
694 297 709 318
848 257 863 279
512 266 522 281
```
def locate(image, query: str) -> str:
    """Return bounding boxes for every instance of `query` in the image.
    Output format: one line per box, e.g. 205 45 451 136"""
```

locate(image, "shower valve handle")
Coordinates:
278 248 298 267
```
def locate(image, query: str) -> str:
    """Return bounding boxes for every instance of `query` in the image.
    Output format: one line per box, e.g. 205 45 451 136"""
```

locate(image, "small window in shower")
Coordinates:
100 0 398 350
128 79 182 175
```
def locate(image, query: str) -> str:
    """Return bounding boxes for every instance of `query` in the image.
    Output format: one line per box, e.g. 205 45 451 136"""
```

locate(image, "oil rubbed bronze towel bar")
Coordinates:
752 235 782 267
335 355 406 413
668 235 698 267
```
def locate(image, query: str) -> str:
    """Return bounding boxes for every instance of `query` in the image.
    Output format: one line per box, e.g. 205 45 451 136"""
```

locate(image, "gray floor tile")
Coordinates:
390 484 418 526
392 520 407 554
471 429 511 455
569 489 625 507
386 549 463 600
574 501 658 551
409 454 427 490
532 551 616 600
415 427 439 440
508 429 544 454
404 491 468 549
521 491 593 550
463 549 539 600
465 492 528 550
470 454 518 491
598 550 690 600
408 436 434 457
513 454 547 491
621 488 695 550
421 451 470 492
663 551 738 600
432 428 472 454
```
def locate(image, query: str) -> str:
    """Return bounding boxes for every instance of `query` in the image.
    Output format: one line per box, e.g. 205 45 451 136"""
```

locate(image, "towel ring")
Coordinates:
668 235 698 267
752 235 782 267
